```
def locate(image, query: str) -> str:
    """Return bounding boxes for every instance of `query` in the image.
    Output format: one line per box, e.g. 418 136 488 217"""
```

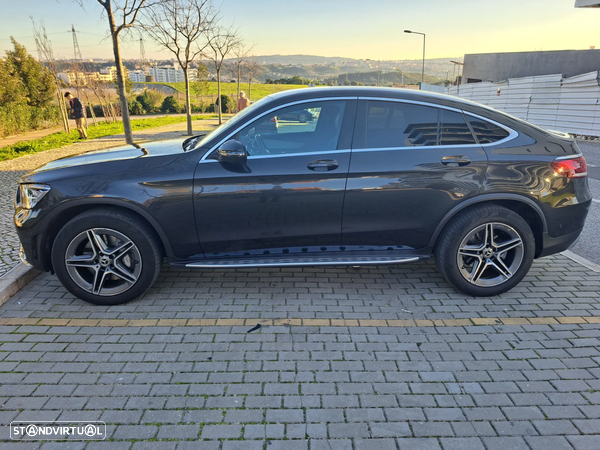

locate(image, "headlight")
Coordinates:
16 184 51 209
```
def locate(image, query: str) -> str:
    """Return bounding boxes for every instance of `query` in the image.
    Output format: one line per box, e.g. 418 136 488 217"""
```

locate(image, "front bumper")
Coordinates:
14 206 52 272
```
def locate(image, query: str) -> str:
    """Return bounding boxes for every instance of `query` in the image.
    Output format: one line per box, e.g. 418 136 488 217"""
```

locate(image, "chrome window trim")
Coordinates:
358 96 464 113
353 144 482 153
199 97 357 162
199 149 351 163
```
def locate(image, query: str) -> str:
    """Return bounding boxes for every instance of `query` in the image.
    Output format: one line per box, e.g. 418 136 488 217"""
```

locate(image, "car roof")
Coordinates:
265 86 505 118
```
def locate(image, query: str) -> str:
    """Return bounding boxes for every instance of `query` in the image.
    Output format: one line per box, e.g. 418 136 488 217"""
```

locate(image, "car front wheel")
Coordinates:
52 208 163 305
435 205 535 297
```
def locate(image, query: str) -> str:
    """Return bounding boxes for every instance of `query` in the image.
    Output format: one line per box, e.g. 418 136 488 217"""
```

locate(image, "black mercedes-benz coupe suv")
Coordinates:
15 87 591 304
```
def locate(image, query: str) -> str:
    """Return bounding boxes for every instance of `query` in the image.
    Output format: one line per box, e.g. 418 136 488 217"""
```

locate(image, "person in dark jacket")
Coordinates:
64 92 88 139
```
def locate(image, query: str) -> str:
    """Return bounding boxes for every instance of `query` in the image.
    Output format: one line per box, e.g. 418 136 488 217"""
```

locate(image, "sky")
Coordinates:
0 0 598 62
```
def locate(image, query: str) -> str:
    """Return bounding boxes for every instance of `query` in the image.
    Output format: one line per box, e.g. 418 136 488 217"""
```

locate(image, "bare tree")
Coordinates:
141 0 216 135
75 0 153 144
31 19 70 133
244 57 262 101
231 43 253 100
204 25 240 124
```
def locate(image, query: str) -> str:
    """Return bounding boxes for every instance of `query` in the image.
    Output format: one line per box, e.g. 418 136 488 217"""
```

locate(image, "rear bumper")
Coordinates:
537 228 583 258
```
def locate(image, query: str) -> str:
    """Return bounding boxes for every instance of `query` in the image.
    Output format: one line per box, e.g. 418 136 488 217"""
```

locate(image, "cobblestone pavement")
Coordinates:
0 254 599 448
0 119 220 278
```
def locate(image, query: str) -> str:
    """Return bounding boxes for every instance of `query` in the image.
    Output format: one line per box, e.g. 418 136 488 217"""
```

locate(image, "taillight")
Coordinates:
270 117 277 123
551 155 587 178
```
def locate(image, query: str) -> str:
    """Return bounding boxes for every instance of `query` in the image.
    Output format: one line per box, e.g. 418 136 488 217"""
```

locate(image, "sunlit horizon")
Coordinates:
0 0 597 62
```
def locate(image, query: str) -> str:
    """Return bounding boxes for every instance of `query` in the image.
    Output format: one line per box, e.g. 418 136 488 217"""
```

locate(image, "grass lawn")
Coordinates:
144 81 306 100
0 115 217 162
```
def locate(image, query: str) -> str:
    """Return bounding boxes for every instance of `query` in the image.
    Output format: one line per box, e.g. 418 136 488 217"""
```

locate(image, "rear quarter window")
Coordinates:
466 116 510 144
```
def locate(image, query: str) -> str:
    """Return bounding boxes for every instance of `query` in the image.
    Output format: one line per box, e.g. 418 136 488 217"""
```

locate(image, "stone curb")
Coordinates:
562 250 600 273
0 263 40 307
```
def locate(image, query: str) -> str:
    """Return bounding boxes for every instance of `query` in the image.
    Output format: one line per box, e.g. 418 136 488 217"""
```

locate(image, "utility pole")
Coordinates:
139 37 149 76
69 25 83 99
70 25 82 61
404 30 426 84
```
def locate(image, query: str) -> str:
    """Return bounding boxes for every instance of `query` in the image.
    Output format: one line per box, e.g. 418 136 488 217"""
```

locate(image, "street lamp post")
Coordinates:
404 30 426 84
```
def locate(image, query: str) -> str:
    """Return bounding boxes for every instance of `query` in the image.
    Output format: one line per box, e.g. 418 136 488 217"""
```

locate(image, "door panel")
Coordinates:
342 100 488 249
194 152 350 255
193 100 355 256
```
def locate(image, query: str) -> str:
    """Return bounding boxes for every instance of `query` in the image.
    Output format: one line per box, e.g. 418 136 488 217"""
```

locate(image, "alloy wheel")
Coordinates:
64 228 142 296
456 222 524 287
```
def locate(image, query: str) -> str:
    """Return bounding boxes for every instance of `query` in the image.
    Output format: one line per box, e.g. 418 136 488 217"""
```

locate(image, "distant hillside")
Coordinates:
327 71 443 86
246 54 354 65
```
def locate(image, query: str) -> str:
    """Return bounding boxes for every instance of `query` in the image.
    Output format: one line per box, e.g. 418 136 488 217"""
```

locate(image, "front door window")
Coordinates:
237 101 346 157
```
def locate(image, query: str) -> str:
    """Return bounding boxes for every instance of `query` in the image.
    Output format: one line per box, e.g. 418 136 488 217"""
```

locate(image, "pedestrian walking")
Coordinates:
64 92 88 139
237 91 250 113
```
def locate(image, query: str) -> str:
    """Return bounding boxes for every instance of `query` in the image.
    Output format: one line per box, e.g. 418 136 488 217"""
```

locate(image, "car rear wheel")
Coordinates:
435 205 535 297
298 112 308 123
52 209 163 305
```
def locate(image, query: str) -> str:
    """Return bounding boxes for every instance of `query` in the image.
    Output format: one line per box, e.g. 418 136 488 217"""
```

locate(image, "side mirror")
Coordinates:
217 139 247 164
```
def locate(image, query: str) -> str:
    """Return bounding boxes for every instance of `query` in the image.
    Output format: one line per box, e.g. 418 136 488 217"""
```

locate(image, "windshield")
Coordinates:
194 96 272 149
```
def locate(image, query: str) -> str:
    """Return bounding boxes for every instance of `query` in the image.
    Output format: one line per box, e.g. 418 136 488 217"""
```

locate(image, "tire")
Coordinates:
51 208 163 305
434 205 535 297
298 113 308 123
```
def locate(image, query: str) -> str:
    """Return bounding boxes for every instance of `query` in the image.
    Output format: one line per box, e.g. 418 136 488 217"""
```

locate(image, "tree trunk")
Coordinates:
56 88 70 133
237 61 241 102
216 67 222 125
248 77 252 101
84 91 98 126
184 67 192 136
105 3 133 144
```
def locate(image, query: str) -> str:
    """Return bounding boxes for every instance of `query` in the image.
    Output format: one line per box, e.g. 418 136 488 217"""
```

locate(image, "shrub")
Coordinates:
128 99 145 116
204 104 214 113
0 103 61 137
215 94 234 113
191 104 204 113
87 105 105 118
161 96 183 113
136 89 165 113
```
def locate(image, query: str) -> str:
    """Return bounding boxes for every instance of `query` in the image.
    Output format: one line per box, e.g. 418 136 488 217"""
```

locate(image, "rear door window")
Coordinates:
440 110 477 145
364 101 439 148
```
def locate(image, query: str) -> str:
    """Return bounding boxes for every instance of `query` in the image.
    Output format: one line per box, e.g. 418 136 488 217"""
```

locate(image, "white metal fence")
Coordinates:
422 71 600 137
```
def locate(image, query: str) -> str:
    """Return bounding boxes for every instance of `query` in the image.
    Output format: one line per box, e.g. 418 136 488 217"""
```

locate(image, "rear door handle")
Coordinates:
307 159 339 171
441 155 472 167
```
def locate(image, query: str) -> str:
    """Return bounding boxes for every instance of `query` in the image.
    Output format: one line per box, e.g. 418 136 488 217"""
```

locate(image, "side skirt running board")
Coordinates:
178 255 424 269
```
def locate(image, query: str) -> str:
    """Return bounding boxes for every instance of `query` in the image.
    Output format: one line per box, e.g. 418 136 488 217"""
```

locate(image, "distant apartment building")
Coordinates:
148 66 186 83
129 70 147 83
57 71 114 86
99 66 118 80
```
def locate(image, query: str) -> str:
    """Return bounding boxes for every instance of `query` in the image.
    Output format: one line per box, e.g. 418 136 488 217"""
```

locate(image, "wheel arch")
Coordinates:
429 194 547 258
40 199 173 272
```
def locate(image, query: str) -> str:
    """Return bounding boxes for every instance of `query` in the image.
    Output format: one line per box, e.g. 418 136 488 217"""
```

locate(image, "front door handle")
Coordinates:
307 159 339 171
441 155 472 167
